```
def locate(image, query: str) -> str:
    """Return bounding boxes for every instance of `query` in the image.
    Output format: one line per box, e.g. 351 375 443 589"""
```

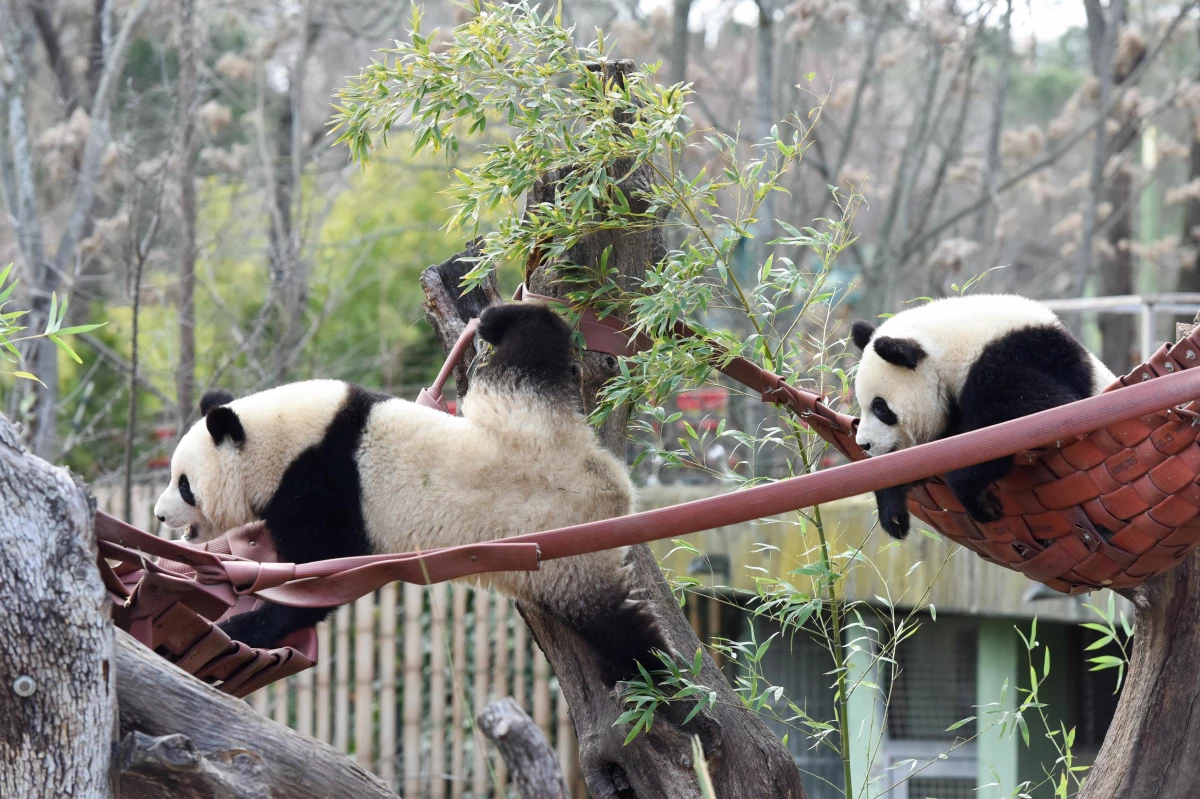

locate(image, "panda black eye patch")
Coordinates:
871 397 898 426
178 474 196 506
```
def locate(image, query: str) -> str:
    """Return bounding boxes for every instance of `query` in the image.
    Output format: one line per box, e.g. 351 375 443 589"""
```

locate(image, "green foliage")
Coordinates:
615 648 717 746
1081 592 1133 692
0 264 105 386
333 0 694 291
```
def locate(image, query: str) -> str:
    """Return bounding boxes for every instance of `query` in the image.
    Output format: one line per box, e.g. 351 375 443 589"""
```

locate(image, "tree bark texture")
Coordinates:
1078 560 1200 799
422 60 805 799
1081 315 1200 799
0 412 114 799
115 629 394 799
477 698 570 799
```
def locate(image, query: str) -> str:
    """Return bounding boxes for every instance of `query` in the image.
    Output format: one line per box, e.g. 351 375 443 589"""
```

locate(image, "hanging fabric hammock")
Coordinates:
96 293 1200 693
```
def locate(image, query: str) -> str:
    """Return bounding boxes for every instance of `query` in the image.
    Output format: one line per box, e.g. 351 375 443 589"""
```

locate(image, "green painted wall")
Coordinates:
976 619 1019 798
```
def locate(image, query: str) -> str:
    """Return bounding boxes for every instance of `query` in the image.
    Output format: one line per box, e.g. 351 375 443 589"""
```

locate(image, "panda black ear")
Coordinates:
851 320 875 351
206 406 246 447
477 302 567 348
200 389 235 416
873 336 927 370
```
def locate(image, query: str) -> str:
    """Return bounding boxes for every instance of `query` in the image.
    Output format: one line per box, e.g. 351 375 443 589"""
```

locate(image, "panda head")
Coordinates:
851 319 945 457
154 388 250 540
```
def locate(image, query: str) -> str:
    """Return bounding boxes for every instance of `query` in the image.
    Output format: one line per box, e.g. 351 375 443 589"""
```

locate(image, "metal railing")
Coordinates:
1041 293 1200 363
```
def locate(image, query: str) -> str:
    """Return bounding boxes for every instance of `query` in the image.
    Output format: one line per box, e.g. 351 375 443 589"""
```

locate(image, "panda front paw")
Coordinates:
962 488 1005 523
875 486 911 540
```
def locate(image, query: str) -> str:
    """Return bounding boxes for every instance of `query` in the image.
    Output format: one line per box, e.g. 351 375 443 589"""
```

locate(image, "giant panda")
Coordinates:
153 302 669 685
850 294 1117 540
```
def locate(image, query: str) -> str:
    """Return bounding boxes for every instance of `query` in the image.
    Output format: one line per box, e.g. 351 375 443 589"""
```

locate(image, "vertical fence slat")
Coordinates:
471 590 490 798
316 619 332 744
707 593 723 670
430 583 448 799
251 686 267 716
556 687 573 780
491 594 510 791
354 594 376 769
403 583 423 797
296 664 314 739
335 607 351 752
272 678 289 726
450 584 468 799
379 582 398 787
533 646 551 738
513 616 527 714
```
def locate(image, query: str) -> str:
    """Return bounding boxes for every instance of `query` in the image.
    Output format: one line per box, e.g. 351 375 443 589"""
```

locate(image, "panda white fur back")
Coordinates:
154 302 667 684
850 294 1117 540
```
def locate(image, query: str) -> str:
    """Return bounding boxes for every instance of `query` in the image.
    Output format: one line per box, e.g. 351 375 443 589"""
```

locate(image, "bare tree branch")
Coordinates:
477 698 569 799
28 0 80 115
891 0 1197 269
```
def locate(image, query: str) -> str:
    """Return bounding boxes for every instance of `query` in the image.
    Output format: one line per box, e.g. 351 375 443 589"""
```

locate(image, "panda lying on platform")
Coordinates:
154 302 668 685
850 294 1117 540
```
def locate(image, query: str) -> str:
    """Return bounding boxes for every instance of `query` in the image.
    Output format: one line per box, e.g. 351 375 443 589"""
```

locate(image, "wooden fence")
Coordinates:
95 483 591 797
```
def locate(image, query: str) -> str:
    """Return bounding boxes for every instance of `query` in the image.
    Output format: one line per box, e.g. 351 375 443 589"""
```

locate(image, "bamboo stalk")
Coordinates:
707 592 723 671
472 589 490 798
403 583 424 797
335 607 351 753
450 584 468 799
316 620 331 744
354 593 376 769
430 582 448 799
379 582 398 787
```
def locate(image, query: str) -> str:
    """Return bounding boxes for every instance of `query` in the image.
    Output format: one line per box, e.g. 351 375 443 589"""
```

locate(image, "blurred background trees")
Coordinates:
1 0 1198 490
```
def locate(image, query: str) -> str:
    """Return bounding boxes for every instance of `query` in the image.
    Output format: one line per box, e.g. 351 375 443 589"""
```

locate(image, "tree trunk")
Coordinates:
1177 24 1200 300
0 413 114 799
972 0 1013 251
1099 162 1135 372
176 0 198 432
1080 314 1200 799
421 59 805 799
1078 559 1200 798
669 0 693 86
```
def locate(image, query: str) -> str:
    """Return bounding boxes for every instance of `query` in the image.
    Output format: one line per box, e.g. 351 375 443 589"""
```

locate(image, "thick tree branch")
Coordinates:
115 629 394 799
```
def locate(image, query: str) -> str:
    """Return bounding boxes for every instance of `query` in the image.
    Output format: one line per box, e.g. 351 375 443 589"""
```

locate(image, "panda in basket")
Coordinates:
153 301 669 685
850 294 1117 540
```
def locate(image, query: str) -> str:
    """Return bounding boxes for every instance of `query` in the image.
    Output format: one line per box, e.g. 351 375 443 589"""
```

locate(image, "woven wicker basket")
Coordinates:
832 328 1200 595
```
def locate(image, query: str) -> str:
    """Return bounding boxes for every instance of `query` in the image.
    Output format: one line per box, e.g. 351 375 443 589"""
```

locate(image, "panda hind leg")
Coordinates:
548 592 674 687
945 456 1012 523
217 603 333 651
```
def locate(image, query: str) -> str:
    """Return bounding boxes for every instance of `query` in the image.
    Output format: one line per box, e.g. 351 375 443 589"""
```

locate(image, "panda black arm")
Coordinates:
948 327 1098 522
875 484 912 540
